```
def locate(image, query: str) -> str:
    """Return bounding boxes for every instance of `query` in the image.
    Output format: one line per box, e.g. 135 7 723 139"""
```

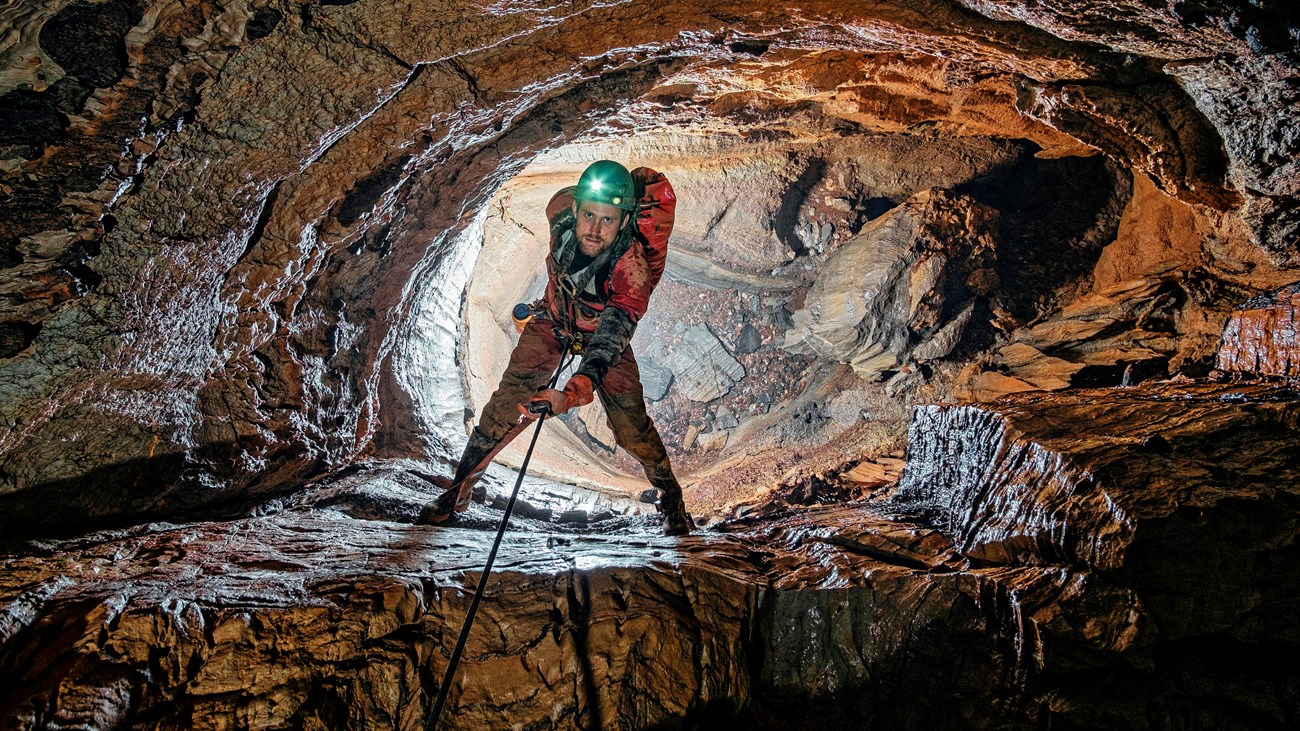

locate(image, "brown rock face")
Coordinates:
1 2 1300 725
896 381 1300 725
0 499 1044 730
784 188 999 380
1217 282 1300 379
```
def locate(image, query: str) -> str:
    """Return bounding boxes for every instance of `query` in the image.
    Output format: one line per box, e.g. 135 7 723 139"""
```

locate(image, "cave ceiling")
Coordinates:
0 0 1297 531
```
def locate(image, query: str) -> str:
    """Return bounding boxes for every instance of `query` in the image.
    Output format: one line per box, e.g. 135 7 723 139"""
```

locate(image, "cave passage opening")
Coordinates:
392 68 1129 526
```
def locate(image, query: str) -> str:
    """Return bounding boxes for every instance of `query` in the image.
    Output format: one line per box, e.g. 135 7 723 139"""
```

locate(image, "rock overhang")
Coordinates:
0 0 1296 531
5 375 1297 727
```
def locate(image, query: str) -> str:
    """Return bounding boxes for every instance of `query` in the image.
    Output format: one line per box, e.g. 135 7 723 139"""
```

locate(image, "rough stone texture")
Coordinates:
1217 282 1300 379
4 380 1298 729
1 2 1299 727
0 0 1296 538
784 188 997 380
895 380 1300 727
842 456 906 489
734 322 761 355
0 500 1043 730
964 0 1300 262
898 382 1300 634
634 354 674 402
647 323 745 403
955 271 1259 401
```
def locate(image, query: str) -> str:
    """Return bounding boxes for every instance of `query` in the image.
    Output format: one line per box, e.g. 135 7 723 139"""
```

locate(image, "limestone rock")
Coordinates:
0 502 1059 730
1217 282 1300 379
734 322 762 355
842 456 906 488
898 382 1300 645
649 323 745 402
3 379 1299 729
635 355 675 401
683 424 700 450
784 189 997 380
714 405 739 431
575 399 616 452
953 368 1041 403
955 273 1242 401
696 429 729 452
0 0 1297 532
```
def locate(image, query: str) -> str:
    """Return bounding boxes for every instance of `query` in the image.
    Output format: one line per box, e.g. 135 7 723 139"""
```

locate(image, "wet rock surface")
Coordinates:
0 497 1057 730
3 380 1297 730
1217 282 1300 379
0 1 1299 727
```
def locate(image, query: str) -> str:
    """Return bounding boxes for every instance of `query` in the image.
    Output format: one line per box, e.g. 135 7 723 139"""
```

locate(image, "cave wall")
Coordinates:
1 0 1297 532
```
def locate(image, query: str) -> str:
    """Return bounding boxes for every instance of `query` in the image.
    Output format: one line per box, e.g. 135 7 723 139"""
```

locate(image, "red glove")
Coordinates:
519 375 594 417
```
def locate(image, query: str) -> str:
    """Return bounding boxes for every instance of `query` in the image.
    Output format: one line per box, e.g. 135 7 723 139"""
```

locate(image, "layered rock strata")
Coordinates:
3 380 1296 729
0 504 1047 730
3 0 1298 531
898 381 1300 726
1217 282 1300 379
956 274 1216 400
784 188 998 380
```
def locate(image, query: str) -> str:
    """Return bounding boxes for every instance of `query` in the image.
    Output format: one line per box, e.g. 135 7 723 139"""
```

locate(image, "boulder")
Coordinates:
697 430 730 452
842 457 906 488
734 323 762 355
784 189 997 380
635 355 676 401
649 323 746 402
714 405 740 431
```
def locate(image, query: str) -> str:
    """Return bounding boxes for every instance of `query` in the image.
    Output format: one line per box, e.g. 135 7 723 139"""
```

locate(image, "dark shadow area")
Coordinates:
950 146 1131 357
774 157 825 258
859 195 897 222
0 320 42 358
959 147 1129 313
0 444 328 544
337 154 412 226
1035 635 1300 731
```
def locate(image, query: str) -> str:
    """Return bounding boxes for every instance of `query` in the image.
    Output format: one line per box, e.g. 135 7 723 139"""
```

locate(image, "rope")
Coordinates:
426 347 574 730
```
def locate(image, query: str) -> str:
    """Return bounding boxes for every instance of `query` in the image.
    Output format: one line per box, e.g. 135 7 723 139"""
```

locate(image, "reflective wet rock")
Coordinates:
4 381 1298 729
1217 282 1300 379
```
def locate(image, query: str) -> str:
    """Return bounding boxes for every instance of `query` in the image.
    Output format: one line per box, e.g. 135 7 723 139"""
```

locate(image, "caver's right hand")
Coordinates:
519 375 594 418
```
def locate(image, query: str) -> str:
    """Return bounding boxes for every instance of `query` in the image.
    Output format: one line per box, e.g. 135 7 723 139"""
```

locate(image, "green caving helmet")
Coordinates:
575 160 637 212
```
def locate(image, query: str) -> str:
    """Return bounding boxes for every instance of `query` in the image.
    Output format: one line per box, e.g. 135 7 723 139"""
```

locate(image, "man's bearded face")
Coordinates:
573 199 626 257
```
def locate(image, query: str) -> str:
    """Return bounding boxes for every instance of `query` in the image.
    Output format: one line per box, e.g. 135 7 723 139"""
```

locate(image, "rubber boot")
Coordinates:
649 471 692 536
417 428 498 525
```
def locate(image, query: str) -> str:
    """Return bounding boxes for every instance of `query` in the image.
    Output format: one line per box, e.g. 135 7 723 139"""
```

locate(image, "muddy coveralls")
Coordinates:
441 167 689 531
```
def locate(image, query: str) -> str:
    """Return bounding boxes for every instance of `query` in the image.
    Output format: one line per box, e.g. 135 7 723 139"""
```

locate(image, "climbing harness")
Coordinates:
426 344 576 731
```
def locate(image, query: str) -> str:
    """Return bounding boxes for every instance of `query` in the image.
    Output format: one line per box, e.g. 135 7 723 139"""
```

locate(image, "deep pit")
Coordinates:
2 1 1299 729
